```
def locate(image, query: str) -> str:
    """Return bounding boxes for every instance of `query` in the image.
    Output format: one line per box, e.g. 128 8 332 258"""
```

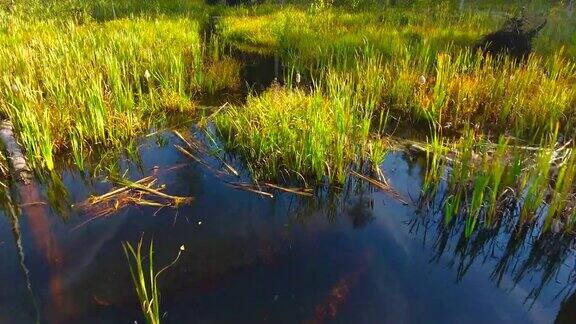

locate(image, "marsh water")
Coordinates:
0 129 574 323
0 53 575 324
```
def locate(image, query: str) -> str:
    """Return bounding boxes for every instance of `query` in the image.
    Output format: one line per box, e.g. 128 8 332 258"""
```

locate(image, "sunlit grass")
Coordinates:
221 3 576 140
214 79 387 183
421 126 576 236
219 2 576 64
0 13 240 172
219 4 493 61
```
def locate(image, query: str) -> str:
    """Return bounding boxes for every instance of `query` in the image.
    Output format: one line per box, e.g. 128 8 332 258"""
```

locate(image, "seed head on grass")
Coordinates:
123 237 185 324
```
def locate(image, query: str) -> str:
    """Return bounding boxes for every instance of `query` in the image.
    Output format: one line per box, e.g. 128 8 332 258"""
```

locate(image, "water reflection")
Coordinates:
1 182 40 323
16 178 72 322
0 132 574 322
286 160 576 313
410 168 576 311
44 172 72 220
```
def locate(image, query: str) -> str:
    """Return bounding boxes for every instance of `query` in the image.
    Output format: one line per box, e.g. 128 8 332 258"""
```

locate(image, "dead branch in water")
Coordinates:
0 120 31 183
263 182 314 197
173 130 239 176
223 181 275 198
73 175 193 227
349 170 409 205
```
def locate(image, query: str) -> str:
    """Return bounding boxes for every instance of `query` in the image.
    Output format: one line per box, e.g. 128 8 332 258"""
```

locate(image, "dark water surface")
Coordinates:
0 131 575 324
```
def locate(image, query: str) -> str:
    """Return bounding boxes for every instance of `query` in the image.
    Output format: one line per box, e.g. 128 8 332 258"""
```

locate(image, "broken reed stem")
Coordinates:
403 138 572 156
224 181 275 198
349 170 409 205
118 180 193 206
89 176 155 204
174 144 230 177
262 182 314 197
174 130 239 176
75 173 193 222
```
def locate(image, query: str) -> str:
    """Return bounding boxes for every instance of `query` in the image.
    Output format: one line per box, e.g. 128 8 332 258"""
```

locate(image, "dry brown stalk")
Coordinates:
262 182 314 197
349 170 409 205
173 130 239 176
74 174 194 226
224 181 274 198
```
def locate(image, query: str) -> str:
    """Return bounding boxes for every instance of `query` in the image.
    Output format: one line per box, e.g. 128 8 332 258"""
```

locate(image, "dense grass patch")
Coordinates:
219 5 487 62
0 14 240 171
2 0 214 21
219 2 576 140
214 81 387 183
358 51 576 138
214 48 576 183
219 3 576 64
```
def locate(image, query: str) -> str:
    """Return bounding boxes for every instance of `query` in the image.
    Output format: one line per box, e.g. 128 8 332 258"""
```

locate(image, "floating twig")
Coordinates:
349 170 409 205
74 174 193 228
174 130 239 176
224 181 274 198
263 182 314 197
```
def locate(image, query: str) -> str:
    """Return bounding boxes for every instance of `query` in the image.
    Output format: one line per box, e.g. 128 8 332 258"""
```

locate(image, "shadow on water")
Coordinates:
556 290 576 323
234 48 284 95
197 13 288 106
0 130 574 323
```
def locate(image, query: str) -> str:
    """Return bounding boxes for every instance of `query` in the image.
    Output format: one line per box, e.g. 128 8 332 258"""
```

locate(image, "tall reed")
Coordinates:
214 66 388 183
0 14 240 172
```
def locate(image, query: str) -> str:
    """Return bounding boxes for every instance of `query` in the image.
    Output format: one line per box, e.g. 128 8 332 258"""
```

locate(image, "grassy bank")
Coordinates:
219 2 576 62
213 1 576 234
217 2 576 141
0 2 240 172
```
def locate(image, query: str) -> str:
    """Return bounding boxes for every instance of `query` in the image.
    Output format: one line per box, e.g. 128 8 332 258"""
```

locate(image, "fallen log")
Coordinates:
0 120 32 183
